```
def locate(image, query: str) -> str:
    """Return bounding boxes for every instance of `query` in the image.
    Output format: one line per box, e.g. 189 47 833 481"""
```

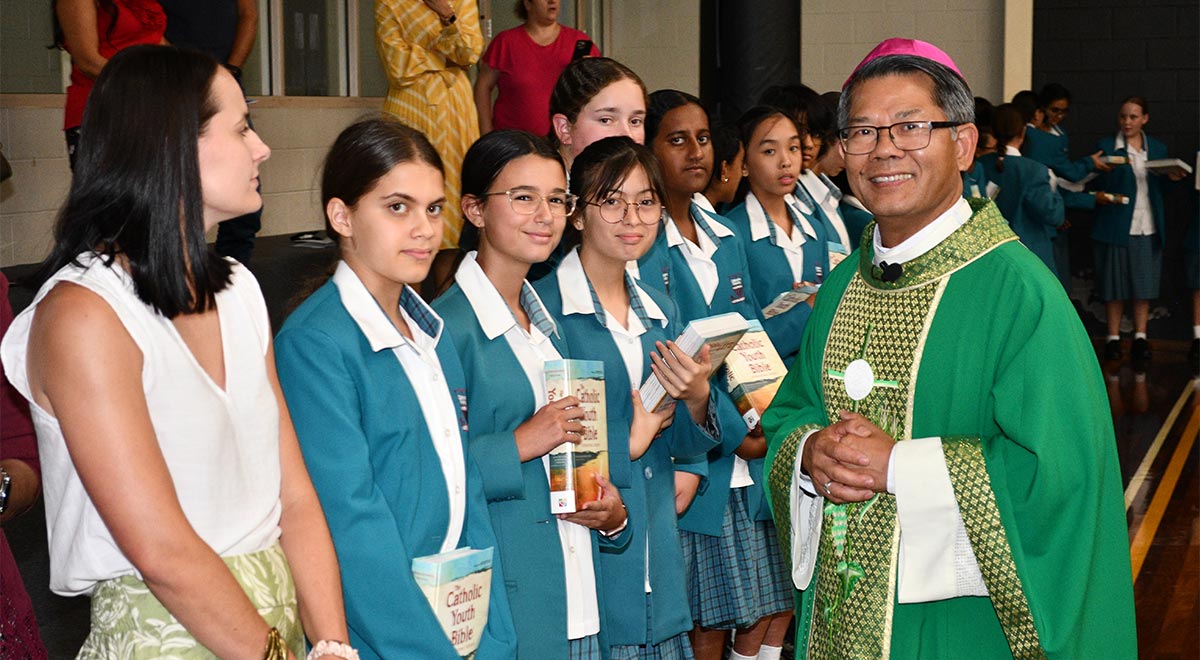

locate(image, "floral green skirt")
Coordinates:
77 542 304 659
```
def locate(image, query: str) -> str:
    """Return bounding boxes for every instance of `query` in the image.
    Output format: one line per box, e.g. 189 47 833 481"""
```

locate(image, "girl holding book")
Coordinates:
535 136 720 660
1090 96 1187 363
638 90 793 660
274 118 517 660
432 129 628 660
977 103 1064 275
722 107 829 367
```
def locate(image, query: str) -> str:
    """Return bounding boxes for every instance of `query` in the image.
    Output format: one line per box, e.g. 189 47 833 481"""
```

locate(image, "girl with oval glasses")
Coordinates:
433 130 626 659
536 136 719 660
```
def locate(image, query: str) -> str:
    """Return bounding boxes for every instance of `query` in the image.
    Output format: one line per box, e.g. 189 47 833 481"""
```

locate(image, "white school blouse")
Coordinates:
0 254 283 596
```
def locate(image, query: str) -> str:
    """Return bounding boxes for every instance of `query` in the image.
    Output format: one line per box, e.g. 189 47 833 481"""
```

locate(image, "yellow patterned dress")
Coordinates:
374 0 483 248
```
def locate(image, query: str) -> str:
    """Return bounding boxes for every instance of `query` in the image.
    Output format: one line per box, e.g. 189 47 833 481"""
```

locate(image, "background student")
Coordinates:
640 90 792 660
978 103 1065 275
1089 96 1187 362
433 129 627 659
275 118 516 660
722 107 828 366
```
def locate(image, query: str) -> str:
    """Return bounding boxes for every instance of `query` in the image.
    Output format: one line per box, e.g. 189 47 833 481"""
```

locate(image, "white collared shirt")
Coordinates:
746 191 820 285
1116 132 1154 235
454 253 600 639
663 201 735 306
800 170 852 249
872 197 973 268
557 247 667 592
333 262 466 554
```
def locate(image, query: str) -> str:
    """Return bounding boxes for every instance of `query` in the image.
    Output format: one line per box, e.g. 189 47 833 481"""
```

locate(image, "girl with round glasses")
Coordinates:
638 90 793 660
432 130 627 660
536 136 720 660
275 118 517 659
723 107 830 367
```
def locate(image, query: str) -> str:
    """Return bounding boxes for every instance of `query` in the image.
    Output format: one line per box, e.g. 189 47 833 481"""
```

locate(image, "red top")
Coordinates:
63 0 167 130
481 24 600 136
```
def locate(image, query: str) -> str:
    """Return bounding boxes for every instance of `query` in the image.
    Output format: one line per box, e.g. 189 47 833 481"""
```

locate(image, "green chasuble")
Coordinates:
762 199 1135 660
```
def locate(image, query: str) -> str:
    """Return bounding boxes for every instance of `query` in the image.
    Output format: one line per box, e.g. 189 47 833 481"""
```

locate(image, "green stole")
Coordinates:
769 199 1047 660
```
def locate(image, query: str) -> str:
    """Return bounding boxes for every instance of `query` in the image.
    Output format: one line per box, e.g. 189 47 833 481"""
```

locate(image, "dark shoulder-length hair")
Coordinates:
459 129 564 251
560 135 665 252
40 45 230 319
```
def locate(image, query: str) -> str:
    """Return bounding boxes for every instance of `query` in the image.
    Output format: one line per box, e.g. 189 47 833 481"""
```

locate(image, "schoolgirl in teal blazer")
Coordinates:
275 119 516 660
535 136 720 656
1091 132 1170 245
720 195 828 368
432 129 627 660
979 148 1064 274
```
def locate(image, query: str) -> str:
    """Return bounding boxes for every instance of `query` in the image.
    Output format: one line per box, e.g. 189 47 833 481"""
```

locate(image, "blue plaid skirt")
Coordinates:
680 487 793 629
609 631 694 660
570 634 602 660
1094 235 1161 301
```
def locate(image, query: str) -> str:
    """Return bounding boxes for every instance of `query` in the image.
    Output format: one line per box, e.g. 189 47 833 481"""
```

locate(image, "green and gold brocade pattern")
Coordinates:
943 438 1046 660
807 270 942 660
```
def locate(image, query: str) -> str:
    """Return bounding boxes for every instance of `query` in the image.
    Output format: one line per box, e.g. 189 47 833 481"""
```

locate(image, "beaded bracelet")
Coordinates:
307 639 361 660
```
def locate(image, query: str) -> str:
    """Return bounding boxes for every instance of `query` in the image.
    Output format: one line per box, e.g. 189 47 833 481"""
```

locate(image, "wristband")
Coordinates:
307 639 360 660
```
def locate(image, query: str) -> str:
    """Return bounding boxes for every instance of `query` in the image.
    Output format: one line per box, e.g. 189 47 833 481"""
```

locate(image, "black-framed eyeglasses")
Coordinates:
481 189 578 217
587 196 663 225
837 120 965 155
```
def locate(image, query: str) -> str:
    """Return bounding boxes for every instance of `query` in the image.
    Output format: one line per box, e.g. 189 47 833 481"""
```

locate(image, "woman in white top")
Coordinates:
0 46 353 660
433 129 627 659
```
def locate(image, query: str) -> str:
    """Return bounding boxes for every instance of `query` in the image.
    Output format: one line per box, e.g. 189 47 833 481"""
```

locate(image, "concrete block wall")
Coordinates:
800 0 1006 101
0 96 379 268
607 0 702 94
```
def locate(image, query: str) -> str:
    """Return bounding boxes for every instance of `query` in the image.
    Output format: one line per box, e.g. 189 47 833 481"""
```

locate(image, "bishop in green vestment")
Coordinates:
762 39 1136 660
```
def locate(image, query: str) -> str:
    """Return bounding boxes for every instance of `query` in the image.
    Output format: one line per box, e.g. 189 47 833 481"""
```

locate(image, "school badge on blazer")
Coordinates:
729 273 746 305
660 266 671 294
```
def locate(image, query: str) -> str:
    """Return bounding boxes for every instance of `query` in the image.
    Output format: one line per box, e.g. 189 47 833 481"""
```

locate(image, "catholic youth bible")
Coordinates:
724 319 788 429
411 546 495 657
544 359 608 514
639 312 749 412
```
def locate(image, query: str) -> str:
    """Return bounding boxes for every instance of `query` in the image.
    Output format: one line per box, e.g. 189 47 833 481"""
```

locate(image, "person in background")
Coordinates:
702 121 744 213
962 97 994 200
977 103 1064 275
639 89 792 660
816 91 873 247
549 56 648 171
374 0 484 250
763 38 1135 659
1089 96 1187 363
536 136 719 660
434 130 627 659
474 0 600 136
1 272 48 660
53 0 167 171
275 118 516 660
0 45 352 659
721 107 827 367
761 85 854 272
159 0 263 264
1021 82 1113 290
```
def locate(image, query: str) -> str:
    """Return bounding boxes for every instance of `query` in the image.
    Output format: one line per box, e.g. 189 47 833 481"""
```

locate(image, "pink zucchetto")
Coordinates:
843 38 964 89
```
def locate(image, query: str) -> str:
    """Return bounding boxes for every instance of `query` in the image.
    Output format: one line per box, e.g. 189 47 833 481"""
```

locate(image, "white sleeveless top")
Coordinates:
0 254 283 596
